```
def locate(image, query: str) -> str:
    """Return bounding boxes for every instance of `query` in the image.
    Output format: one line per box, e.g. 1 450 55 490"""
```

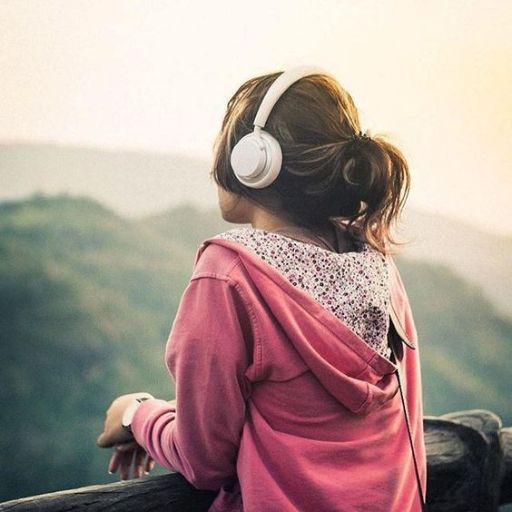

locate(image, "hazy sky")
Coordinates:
1 0 511 235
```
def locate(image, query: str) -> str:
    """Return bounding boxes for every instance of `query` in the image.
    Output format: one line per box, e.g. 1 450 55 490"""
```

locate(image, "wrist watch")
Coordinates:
121 396 152 434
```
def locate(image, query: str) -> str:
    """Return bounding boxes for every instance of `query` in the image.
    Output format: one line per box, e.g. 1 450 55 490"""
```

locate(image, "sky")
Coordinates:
1 0 511 235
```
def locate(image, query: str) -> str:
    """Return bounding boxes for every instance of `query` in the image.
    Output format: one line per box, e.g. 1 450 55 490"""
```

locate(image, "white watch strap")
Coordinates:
122 397 151 432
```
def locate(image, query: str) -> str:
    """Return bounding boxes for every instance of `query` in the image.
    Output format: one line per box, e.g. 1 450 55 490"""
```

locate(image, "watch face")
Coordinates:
122 400 140 428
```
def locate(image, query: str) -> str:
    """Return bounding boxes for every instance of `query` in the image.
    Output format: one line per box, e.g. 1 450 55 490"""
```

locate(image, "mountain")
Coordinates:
1 194 511 503
0 142 215 217
0 195 192 501
1 142 511 318
396 257 511 419
401 208 512 317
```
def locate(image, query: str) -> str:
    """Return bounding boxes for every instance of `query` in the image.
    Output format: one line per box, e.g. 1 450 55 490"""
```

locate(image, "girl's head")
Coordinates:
210 70 410 254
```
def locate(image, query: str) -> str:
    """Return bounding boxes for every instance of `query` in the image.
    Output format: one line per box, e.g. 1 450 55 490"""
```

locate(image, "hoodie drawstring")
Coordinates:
390 336 428 511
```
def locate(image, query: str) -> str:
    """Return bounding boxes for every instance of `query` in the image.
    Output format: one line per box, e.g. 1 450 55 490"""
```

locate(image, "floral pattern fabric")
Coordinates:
214 227 392 360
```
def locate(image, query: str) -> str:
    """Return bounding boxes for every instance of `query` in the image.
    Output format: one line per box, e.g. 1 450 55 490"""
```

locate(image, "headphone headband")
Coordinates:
253 65 330 129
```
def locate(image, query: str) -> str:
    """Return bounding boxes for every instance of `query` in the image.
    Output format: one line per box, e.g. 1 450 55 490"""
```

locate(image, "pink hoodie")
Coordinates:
131 233 427 511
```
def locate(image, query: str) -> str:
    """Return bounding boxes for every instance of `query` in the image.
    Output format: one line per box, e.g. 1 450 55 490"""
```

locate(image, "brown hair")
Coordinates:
210 71 410 255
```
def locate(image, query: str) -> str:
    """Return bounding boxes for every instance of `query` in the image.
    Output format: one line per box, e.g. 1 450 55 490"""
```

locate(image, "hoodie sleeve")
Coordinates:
130 273 256 490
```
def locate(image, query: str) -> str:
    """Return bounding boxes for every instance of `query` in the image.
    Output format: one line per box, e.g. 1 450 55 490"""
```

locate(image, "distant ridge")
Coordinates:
0 142 216 216
400 208 512 317
1 142 511 316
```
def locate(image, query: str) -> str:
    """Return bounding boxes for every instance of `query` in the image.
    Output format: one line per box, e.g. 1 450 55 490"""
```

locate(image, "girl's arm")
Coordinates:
130 273 256 490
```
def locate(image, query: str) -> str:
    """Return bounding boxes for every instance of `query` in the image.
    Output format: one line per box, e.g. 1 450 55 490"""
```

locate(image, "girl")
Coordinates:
97 66 427 511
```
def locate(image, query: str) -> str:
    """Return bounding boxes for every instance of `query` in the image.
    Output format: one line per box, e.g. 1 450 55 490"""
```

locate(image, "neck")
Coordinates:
249 208 303 232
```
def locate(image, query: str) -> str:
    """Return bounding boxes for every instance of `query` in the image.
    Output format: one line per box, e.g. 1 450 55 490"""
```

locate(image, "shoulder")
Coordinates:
192 227 256 280
213 226 264 247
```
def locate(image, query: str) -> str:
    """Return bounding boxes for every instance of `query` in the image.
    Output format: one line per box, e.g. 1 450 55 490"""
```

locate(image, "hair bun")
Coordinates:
340 154 374 201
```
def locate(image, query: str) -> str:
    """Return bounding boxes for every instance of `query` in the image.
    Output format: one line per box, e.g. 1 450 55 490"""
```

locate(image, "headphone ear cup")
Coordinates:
230 130 283 189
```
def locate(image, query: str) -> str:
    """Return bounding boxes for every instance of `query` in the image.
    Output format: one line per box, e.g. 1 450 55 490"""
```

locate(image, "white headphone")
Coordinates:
229 65 331 189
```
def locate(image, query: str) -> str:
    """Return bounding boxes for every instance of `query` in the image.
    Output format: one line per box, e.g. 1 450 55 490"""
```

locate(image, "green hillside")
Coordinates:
0 195 193 500
1 194 511 502
397 259 511 420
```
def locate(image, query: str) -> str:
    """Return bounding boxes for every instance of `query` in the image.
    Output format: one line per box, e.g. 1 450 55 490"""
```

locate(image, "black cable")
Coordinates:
390 336 428 511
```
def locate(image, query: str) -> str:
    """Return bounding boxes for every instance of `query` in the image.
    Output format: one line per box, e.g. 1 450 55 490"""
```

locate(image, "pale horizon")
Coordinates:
1 0 511 235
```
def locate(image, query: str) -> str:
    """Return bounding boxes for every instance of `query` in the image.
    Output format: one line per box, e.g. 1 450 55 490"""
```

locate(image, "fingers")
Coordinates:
108 442 155 480
96 410 114 448
114 440 139 452
145 456 155 474
108 450 121 474
97 432 113 448
118 448 135 480
97 428 133 448
133 447 147 479
108 444 134 480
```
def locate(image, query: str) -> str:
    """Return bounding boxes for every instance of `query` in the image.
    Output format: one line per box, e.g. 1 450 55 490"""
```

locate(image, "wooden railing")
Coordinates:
1 409 511 512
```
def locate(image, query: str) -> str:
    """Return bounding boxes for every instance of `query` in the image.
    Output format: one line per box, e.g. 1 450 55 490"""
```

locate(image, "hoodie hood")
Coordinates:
194 231 416 416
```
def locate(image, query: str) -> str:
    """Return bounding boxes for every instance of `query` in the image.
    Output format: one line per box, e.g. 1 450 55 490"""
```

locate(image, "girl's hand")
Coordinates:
108 440 156 480
97 392 154 448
